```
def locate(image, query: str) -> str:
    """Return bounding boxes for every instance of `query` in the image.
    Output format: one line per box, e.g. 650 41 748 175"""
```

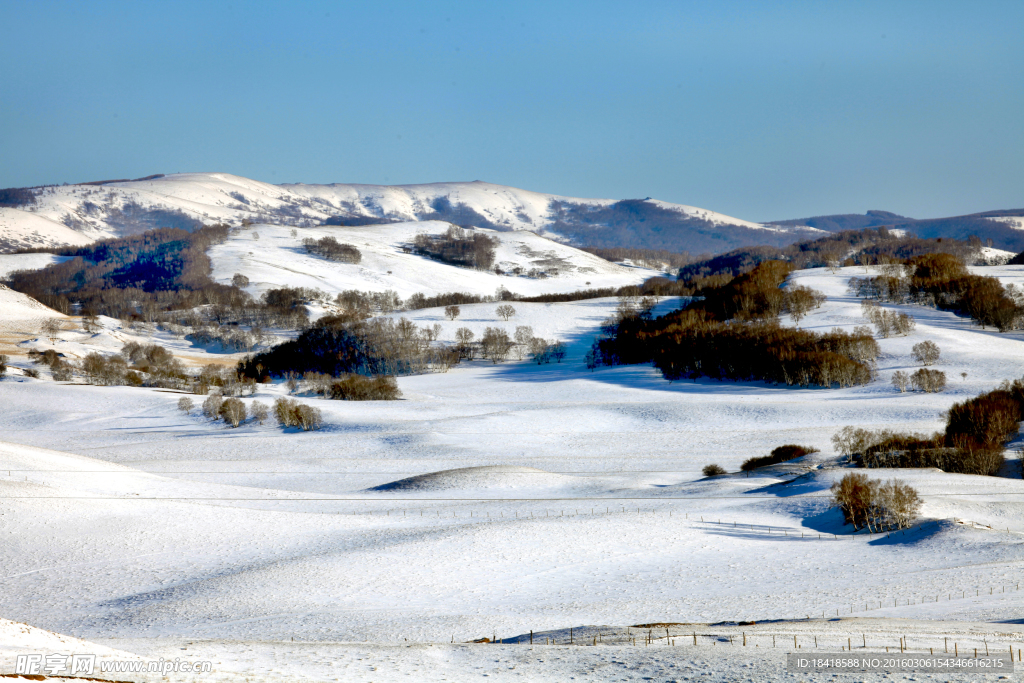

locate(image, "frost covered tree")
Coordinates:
202 393 224 420
250 400 269 425
177 396 194 414
514 326 534 360
875 479 922 530
911 368 946 393
891 370 909 393
912 340 940 366
219 397 247 427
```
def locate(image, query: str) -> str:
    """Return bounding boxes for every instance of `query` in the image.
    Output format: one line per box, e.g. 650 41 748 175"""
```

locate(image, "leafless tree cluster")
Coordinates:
0 354 7 378
831 473 921 531
850 253 1023 331
293 371 403 401
832 423 1004 476
592 261 864 387
911 368 946 393
741 444 819 471
860 300 915 337
702 464 727 477
891 370 910 393
785 284 828 323
480 327 513 363
411 225 499 270
911 340 940 366
273 397 323 430
328 374 401 401
302 236 362 263
508 325 566 364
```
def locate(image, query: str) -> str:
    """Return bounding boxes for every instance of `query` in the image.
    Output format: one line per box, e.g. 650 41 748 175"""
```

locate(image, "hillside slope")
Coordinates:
209 221 664 299
0 173 823 254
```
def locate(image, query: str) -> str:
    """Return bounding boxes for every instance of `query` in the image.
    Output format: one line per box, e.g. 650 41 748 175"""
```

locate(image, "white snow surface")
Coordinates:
989 216 1024 231
2 266 1024 681
0 206 96 252
0 172 794 252
209 221 664 299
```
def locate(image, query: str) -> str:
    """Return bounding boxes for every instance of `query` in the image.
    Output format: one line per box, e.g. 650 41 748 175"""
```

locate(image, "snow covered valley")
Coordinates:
2 265 1024 681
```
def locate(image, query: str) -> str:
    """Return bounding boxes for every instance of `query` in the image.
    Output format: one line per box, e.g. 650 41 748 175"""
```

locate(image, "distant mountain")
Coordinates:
768 209 1024 252
767 210 909 232
4 173 1019 256
0 173 823 254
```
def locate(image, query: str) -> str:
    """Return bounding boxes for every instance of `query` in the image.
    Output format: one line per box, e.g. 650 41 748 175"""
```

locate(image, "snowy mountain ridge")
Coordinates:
0 172 825 253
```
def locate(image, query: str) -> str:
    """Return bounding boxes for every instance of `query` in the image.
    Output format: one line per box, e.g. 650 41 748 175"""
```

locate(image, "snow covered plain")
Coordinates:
1 266 1024 681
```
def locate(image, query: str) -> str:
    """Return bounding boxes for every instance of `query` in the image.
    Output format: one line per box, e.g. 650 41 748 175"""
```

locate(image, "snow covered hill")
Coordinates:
0 172 824 253
3 264 1024 681
209 221 664 300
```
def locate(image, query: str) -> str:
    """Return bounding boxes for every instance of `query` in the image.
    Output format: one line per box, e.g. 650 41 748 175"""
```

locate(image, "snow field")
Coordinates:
207 221 664 300
2 265 1024 681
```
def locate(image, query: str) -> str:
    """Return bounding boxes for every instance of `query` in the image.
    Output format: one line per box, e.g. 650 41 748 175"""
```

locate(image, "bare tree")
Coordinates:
454 327 476 360
891 370 909 393
831 472 876 529
875 479 922 530
0 354 7 378
232 273 250 288
528 336 551 363
495 304 516 321
41 319 61 344
514 326 534 360
702 464 726 477
219 397 247 427
251 400 269 425
202 393 224 419
420 323 442 342
912 340 940 366
481 327 513 363
911 368 946 393
444 305 461 321
177 396 194 414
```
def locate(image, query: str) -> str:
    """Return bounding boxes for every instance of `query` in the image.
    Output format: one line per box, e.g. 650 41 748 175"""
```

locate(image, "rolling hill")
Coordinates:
0 172 824 254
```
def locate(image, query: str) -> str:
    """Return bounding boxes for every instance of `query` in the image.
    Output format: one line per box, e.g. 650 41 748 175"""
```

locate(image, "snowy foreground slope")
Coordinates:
0 172 817 252
1 267 1024 681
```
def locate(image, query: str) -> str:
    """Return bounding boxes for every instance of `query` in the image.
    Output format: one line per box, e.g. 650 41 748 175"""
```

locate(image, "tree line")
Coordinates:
677 228 993 288
830 373 1024 478
302 236 362 263
850 252 1022 331
589 261 877 388
411 225 500 270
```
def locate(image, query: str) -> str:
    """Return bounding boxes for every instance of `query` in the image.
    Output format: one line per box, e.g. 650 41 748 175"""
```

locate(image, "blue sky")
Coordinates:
2 0 1021 220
